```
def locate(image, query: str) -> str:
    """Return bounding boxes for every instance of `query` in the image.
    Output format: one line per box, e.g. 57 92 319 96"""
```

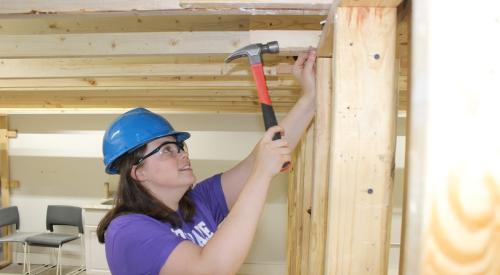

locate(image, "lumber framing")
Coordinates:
401 0 500 274
324 5 398 275
0 77 298 93
0 56 294 78
180 0 332 9
317 0 403 58
0 30 321 58
0 0 183 14
0 116 14 264
307 57 332 275
0 14 324 34
286 124 314 275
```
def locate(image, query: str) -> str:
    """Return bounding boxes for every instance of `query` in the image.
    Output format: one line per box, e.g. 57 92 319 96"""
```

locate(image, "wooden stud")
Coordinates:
286 123 314 275
286 149 299 275
0 14 323 35
0 116 12 263
401 0 500 274
179 0 332 9
325 6 398 275
307 57 333 275
300 125 315 275
0 30 320 58
0 58 290 78
316 4 336 58
317 0 403 58
0 76 299 90
0 0 182 14
291 137 305 275
397 1 411 273
337 0 402 7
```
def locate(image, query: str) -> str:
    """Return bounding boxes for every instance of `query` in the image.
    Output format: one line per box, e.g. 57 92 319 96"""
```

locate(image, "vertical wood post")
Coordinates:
325 6 398 275
299 125 314 275
286 148 300 275
401 0 500 274
286 123 314 275
308 57 333 275
0 116 13 265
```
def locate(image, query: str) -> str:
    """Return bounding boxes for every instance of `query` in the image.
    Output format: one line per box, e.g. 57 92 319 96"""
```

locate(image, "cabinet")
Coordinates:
83 207 112 274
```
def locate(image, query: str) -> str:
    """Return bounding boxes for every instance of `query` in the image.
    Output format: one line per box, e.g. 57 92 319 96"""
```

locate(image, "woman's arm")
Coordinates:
160 126 291 275
221 49 317 209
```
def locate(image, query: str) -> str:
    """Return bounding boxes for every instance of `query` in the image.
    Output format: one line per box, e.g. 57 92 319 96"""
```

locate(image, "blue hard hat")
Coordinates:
102 108 190 174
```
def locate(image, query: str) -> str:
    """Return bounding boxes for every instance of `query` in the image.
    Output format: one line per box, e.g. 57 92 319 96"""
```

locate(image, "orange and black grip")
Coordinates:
251 63 290 171
261 103 281 141
252 63 280 139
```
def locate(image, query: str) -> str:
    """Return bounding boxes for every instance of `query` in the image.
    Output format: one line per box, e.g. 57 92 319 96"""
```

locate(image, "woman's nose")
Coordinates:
177 149 188 159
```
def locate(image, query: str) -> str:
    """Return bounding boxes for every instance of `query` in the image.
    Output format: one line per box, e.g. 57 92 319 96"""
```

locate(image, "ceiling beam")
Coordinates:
0 30 320 58
180 0 403 10
0 0 182 14
0 14 324 34
0 92 297 113
0 76 299 91
179 0 333 9
0 57 294 78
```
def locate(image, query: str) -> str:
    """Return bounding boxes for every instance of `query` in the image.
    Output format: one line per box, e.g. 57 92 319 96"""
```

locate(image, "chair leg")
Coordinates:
27 244 31 275
22 243 27 275
57 245 62 275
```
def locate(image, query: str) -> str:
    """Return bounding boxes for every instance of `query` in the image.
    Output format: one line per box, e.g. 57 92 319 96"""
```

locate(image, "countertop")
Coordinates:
82 198 114 210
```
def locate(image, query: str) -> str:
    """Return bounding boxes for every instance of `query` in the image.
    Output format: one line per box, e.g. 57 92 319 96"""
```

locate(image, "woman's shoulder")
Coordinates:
192 173 222 193
108 213 168 234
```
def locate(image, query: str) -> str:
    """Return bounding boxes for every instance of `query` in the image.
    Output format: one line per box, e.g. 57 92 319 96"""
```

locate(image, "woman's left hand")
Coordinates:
292 48 317 97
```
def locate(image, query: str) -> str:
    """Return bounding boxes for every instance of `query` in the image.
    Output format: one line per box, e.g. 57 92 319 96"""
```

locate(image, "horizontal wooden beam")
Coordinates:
0 30 321 58
0 89 300 99
179 0 333 9
0 57 294 78
0 0 182 14
0 14 324 34
0 88 299 114
0 76 299 90
337 0 402 7
0 106 290 114
0 105 293 114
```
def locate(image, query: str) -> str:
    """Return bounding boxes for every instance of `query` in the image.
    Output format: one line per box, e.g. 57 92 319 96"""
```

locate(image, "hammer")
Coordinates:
225 41 290 171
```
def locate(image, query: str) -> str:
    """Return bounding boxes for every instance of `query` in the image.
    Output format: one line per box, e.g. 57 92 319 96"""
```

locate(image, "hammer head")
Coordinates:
225 41 279 65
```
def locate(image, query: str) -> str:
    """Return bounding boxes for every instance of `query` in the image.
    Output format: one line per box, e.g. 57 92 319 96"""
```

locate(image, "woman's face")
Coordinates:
133 136 196 189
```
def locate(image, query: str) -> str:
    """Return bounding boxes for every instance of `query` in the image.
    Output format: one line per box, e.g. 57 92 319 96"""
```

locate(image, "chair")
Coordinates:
0 206 40 275
26 205 85 275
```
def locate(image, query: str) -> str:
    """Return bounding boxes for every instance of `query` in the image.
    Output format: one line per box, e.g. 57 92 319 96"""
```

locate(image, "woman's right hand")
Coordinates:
252 125 292 179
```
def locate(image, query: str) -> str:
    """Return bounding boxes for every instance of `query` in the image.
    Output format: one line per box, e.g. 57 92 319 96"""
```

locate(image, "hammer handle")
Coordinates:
251 64 291 172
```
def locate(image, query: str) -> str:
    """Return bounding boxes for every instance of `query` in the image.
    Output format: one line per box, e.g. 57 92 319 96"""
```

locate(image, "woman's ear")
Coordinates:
130 165 146 182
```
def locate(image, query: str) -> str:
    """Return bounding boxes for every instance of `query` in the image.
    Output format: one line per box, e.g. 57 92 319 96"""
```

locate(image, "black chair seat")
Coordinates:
26 233 79 247
0 231 40 243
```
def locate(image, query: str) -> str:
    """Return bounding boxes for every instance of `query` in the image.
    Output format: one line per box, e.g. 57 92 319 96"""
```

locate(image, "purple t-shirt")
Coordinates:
105 173 229 275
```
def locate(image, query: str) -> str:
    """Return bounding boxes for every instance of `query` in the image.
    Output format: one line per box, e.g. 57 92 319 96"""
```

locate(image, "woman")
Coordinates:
97 49 317 275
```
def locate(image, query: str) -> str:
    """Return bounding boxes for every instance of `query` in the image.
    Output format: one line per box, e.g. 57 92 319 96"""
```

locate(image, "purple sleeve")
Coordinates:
191 173 229 225
105 215 184 275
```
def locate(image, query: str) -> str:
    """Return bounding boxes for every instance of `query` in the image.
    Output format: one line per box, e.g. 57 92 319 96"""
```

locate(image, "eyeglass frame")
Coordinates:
134 141 186 166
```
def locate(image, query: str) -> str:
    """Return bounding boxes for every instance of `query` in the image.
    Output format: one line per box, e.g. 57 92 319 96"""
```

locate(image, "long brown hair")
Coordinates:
97 144 195 243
